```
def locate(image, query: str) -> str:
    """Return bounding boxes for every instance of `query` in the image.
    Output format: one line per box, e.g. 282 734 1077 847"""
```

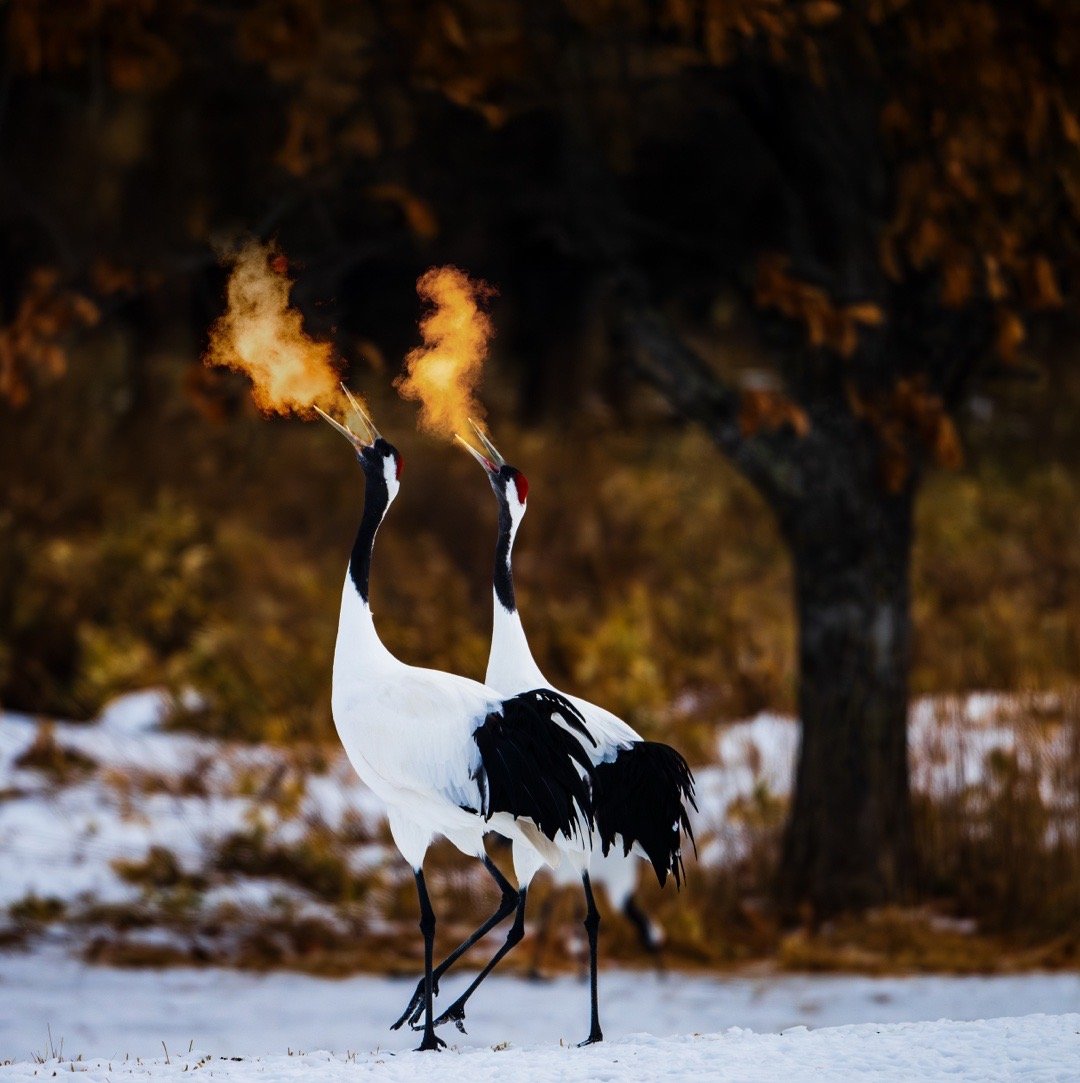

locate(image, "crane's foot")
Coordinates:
429 1000 468 1034
390 978 437 1031
578 1029 604 1047
414 1030 446 1052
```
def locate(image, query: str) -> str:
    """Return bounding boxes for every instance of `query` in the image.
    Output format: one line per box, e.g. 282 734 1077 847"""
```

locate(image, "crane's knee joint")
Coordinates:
418 912 436 937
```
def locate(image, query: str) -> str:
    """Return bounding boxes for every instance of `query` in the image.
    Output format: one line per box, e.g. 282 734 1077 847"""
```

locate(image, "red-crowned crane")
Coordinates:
315 394 598 1051
454 420 697 1045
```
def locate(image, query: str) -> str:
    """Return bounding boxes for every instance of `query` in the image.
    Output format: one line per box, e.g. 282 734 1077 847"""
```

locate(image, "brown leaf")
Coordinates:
803 1 843 27
995 309 1026 362
91 260 136 296
756 255 885 359
933 415 964 470
366 184 440 240
880 234 903 281
738 388 810 438
940 260 973 307
108 34 180 93
846 302 885 326
984 255 1008 302
1029 256 1063 310
909 218 944 268
340 118 381 158
880 99 913 137
1059 103 1080 146
437 4 469 50
880 446 910 493
0 268 99 405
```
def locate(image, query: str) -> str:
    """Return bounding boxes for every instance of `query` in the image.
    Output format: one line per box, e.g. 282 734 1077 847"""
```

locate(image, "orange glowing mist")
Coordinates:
205 241 351 418
394 266 495 438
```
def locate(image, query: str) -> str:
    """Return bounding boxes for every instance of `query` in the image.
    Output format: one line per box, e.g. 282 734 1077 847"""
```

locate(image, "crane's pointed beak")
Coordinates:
340 383 381 442
314 384 381 449
460 418 507 473
454 433 497 473
314 405 366 449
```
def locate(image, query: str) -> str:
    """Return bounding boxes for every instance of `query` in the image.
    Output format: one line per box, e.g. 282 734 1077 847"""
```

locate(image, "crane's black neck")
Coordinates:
349 466 390 604
494 496 517 613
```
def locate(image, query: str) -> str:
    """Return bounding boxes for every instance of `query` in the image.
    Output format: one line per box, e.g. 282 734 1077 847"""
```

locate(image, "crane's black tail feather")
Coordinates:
472 689 596 843
593 742 697 888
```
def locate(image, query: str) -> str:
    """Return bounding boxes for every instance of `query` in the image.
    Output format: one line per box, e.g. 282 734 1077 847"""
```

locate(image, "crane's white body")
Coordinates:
484 494 647 884
330 458 562 879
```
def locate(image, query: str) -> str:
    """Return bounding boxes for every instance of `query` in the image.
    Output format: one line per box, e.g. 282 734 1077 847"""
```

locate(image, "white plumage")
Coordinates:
333 573 574 876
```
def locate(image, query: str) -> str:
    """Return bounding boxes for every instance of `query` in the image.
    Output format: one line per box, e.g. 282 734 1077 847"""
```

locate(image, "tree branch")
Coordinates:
616 303 805 510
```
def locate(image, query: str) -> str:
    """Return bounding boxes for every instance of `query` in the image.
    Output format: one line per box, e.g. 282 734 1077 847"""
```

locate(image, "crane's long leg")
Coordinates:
527 887 559 980
579 872 604 1045
622 896 666 975
412 869 445 1052
393 855 518 1031
424 887 528 1033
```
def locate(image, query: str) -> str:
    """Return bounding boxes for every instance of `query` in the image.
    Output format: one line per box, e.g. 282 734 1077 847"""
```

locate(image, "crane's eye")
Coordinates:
513 472 528 503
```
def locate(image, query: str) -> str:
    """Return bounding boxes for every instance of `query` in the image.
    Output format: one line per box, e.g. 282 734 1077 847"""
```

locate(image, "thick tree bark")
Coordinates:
779 481 917 915
622 304 918 915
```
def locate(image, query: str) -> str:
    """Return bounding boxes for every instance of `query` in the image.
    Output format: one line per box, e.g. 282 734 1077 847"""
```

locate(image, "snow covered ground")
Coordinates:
1 1012 1077 1083
0 691 385 913
0 1021 1070 1083
0 952 1078 1073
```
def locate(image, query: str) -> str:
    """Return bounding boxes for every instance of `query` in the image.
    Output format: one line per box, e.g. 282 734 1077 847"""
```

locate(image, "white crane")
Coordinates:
400 421 696 1045
315 394 598 1051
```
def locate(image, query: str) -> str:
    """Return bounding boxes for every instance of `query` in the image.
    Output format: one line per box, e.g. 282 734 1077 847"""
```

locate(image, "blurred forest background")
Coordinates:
1 1 1078 972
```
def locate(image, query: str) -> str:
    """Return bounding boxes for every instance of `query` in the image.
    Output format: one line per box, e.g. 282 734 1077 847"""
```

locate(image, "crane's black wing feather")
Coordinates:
593 742 697 888
472 688 596 842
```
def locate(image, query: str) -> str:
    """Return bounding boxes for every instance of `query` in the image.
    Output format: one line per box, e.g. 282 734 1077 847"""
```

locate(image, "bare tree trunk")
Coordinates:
779 478 916 914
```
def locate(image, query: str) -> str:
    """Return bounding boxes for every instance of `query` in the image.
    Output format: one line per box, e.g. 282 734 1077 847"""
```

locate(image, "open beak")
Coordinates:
454 418 506 474
341 384 381 442
314 383 380 449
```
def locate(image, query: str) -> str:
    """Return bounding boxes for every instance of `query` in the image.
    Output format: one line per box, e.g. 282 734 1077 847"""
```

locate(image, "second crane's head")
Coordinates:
315 388 404 506
457 420 528 527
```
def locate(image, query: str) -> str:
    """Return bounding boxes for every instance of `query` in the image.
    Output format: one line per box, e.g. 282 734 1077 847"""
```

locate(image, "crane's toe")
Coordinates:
431 1001 468 1033
390 979 433 1031
414 1032 446 1052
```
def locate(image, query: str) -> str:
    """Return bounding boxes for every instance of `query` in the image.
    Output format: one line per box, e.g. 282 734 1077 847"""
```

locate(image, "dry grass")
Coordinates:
112 846 207 893
211 827 374 906
913 692 1080 948
775 909 1049 974
13 724 97 781
9 893 67 924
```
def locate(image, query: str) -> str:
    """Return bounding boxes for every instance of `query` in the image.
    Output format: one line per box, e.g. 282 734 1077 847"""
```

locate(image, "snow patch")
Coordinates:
0 1015 1076 1083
